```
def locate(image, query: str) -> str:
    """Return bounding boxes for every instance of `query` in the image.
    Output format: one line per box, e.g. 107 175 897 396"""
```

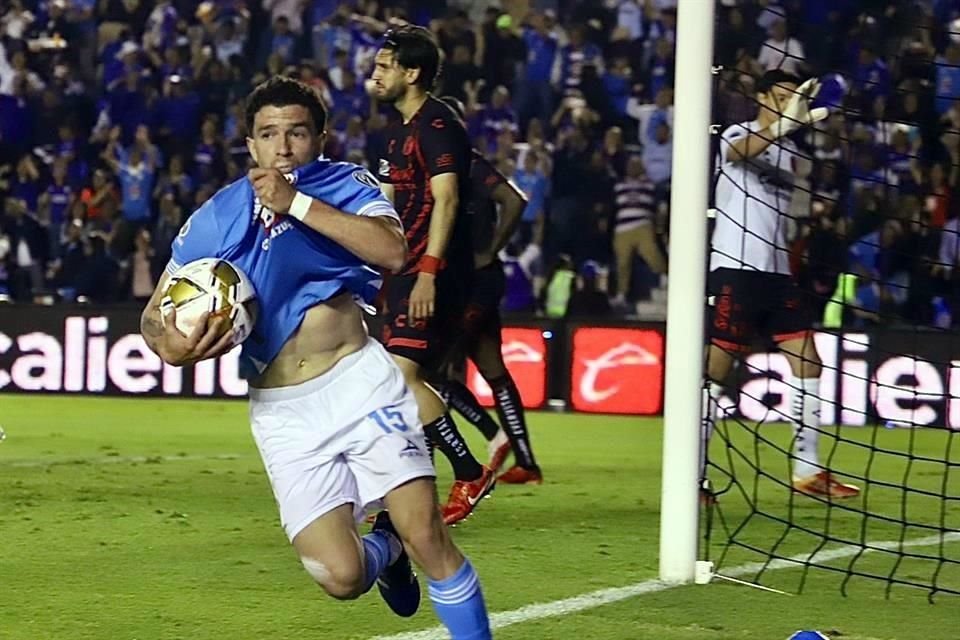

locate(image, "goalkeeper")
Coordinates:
704 70 859 499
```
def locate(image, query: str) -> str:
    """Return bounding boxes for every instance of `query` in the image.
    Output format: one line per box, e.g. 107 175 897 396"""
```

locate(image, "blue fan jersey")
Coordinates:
166 158 398 377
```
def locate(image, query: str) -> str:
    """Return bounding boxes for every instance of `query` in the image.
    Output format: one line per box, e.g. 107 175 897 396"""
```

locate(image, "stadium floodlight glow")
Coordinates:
658 0 716 584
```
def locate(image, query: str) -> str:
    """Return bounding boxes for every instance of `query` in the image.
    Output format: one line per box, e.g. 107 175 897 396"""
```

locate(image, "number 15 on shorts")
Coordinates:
368 407 409 434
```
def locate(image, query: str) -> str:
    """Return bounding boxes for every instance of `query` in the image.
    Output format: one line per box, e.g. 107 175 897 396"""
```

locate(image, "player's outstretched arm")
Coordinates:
140 272 236 367
249 168 407 272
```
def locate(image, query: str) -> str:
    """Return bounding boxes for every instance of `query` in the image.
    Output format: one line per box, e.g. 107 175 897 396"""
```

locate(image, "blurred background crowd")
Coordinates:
2 0 960 327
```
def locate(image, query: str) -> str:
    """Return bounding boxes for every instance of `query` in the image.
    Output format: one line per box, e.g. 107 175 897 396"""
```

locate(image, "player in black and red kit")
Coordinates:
436 97 543 485
369 26 496 525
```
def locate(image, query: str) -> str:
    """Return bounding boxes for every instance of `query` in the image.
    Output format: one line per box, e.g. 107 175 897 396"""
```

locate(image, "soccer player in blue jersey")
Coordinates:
139 77 492 640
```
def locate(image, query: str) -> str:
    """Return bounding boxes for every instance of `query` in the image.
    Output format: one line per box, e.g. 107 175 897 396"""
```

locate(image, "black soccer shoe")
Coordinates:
372 511 421 617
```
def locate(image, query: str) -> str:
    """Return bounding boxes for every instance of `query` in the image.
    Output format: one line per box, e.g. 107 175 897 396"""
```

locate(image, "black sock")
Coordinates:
423 413 484 481
490 374 538 469
442 380 501 441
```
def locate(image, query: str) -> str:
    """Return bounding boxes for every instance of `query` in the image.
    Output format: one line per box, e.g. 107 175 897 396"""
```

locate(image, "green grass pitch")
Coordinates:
0 395 957 640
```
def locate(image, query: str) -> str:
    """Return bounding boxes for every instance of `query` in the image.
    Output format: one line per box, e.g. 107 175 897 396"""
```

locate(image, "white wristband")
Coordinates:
288 191 312 221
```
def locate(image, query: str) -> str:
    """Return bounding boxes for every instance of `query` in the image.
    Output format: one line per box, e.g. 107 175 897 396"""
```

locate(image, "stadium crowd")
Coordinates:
2 0 960 326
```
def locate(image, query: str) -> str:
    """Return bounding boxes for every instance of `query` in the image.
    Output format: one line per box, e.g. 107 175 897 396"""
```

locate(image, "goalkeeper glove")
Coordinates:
770 78 829 139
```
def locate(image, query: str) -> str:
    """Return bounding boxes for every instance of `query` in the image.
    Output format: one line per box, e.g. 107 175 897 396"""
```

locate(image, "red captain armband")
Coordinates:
418 255 446 275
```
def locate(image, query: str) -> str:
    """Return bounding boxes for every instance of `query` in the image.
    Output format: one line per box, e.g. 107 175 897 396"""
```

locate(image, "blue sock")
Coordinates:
361 531 393 593
427 558 491 640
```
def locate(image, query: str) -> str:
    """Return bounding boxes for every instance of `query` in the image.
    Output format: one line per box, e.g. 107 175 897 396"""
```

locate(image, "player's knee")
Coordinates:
300 556 365 600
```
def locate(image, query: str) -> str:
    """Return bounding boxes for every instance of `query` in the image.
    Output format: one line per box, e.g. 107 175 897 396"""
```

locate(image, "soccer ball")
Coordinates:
788 632 830 640
160 258 258 346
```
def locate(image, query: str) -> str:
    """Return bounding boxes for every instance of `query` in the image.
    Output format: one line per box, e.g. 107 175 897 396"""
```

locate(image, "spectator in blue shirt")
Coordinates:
157 75 201 150
555 25 604 101
603 56 633 123
107 68 148 144
312 6 353 70
516 11 558 131
935 43 960 114
0 78 32 156
644 38 674 102
10 154 41 213
39 159 75 259
853 45 891 106
102 129 157 231
328 68 370 131
513 150 549 244
642 121 673 187
269 16 298 65
480 86 520 150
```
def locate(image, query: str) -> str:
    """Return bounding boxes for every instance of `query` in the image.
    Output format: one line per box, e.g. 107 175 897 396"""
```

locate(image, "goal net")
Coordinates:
702 2 960 599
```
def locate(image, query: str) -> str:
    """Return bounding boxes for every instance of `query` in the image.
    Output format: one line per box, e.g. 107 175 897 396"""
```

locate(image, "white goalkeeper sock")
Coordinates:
790 377 821 479
700 381 723 480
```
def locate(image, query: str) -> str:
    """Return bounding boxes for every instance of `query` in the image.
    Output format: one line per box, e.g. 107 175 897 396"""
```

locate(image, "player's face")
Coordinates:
246 104 324 173
369 49 413 103
759 82 798 121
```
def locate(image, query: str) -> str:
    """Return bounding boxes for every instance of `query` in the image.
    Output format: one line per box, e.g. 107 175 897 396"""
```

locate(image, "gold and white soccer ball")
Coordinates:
160 258 258 346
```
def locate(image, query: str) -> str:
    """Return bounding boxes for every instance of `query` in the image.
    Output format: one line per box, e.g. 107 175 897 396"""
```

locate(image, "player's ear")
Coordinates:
246 136 260 166
405 66 421 87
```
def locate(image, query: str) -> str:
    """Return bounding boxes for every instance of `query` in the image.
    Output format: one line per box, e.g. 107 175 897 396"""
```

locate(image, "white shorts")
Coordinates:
249 338 435 541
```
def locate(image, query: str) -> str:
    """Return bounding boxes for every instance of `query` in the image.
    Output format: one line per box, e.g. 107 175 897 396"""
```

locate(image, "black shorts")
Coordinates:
461 261 505 340
380 271 467 369
707 268 813 351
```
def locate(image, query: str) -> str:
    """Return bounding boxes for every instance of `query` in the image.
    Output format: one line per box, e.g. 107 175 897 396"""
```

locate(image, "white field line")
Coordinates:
371 532 960 640
3 453 250 468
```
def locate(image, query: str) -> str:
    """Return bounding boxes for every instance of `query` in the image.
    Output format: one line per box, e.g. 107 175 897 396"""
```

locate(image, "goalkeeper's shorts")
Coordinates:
707 268 814 352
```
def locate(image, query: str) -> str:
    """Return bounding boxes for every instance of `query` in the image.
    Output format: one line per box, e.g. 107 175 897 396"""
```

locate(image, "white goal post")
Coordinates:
658 0 716 584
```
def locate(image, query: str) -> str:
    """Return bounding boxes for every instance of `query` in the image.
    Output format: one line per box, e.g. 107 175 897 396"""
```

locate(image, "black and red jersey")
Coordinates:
467 150 511 254
378 95 473 276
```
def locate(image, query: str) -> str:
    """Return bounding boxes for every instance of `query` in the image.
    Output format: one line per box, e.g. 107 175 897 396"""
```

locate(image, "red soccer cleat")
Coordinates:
792 471 860 499
487 430 511 473
442 466 496 526
497 465 543 485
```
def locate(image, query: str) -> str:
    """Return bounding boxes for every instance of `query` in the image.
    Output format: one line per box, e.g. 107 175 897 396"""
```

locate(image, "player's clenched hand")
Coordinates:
249 168 297 214
159 308 235 367
409 273 436 322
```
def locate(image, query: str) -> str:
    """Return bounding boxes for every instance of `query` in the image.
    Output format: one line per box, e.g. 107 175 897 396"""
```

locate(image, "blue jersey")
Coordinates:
166 158 398 376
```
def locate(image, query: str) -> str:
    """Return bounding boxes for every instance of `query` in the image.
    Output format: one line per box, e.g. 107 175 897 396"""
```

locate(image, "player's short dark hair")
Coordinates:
245 76 328 135
757 70 801 94
382 25 441 90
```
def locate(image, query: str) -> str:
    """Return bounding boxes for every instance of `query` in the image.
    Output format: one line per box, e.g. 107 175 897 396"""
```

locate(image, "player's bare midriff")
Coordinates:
250 291 368 389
